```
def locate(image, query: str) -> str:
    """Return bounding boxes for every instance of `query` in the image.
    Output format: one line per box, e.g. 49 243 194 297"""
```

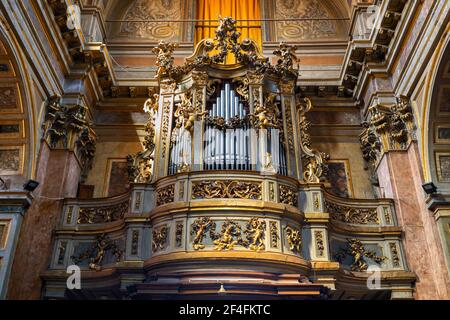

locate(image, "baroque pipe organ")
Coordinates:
43 18 415 300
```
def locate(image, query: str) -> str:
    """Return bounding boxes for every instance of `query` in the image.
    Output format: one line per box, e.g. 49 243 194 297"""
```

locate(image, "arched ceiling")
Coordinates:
0 32 31 188
102 0 351 43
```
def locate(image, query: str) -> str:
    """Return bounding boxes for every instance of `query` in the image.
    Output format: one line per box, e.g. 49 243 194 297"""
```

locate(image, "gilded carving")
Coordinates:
326 201 380 225
66 206 74 224
389 242 400 267
361 96 416 167
244 217 266 251
42 96 89 149
176 222 183 247
296 97 330 183
212 220 244 251
71 234 123 271
57 241 67 265
75 126 96 182
131 230 139 255
150 17 298 81
156 184 175 206
249 92 280 129
161 101 171 157
335 239 386 272
285 226 302 254
314 231 325 257
192 180 262 200
270 221 279 248
77 201 129 224
279 185 298 207
191 217 216 250
152 225 168 252
127 93 159 183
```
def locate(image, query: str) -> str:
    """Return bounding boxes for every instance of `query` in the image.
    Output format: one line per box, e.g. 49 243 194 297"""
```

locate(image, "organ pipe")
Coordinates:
169 82 288 175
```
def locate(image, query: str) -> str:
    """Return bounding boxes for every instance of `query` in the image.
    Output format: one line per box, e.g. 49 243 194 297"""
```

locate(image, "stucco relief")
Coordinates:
275 0 337 41
119 0 181 40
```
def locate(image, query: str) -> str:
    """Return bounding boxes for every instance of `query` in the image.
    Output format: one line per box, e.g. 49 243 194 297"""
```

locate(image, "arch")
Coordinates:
422 21 450 191
0 18 38 188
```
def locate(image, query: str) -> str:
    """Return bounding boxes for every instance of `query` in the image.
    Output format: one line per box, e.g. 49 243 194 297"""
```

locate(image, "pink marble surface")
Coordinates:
377 143 450 299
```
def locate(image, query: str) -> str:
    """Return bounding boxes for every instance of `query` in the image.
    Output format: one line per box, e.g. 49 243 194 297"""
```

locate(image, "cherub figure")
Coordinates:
245 217 266 251
273 42 299 76
152 40 178 79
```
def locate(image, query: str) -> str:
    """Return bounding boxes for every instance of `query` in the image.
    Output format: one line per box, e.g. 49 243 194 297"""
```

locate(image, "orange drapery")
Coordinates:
195 0 262 54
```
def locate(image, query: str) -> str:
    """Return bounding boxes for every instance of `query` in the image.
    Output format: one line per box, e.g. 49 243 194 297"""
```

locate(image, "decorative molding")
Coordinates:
279 185 298 207
326 201 380 225
285 225 302 254
77 201 129 224
192 180 262 200
71 234 123 271
156 184 175 206
335 238 386 272
152 225 168 253
360 95 416 168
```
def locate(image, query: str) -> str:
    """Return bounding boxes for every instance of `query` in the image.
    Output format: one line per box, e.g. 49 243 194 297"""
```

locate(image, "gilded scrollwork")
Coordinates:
191 217 216 250
152 225 168 252
326 201 380 225
244 217 266 251
127 93 159 183
285 226 302 254
156 184 175 206
335 238 387 272
150 17 298 81
77 201 129 224
191 180 262 200
296 97 330 183
71 234 123 271
279 185 298 207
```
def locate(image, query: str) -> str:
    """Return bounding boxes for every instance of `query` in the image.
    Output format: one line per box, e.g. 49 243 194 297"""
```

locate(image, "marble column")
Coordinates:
376 142 450 299
6 141 81 299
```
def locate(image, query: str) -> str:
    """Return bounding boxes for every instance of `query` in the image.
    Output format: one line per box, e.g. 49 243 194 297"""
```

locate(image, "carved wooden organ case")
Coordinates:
44 18 414 300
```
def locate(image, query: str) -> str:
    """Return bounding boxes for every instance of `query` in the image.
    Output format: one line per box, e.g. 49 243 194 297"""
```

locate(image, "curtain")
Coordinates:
195 0 262 61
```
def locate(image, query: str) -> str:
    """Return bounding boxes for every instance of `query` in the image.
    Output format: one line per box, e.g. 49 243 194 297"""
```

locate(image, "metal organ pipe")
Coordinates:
197 82 288 175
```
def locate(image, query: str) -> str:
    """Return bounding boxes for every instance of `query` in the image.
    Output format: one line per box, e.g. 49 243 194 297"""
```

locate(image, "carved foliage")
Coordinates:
326 201 380 225
279 185 298 207
42 96 89 149
152 225 168 252
192 180 262 200
335 238 386 272
71 234 123 271
285 225 302 254
156 184 175 206
191 217 216 250
77 201 129 224
151 17 299 81
361 96 415 167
